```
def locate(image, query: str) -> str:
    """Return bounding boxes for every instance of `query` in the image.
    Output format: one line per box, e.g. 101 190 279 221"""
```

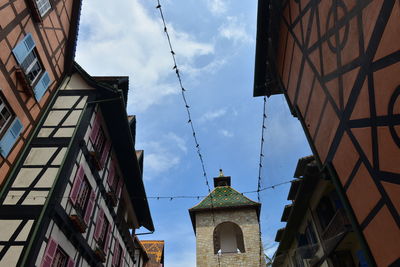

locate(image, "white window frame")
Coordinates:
0 95 13 135
20 49 43 84
35 0 51 17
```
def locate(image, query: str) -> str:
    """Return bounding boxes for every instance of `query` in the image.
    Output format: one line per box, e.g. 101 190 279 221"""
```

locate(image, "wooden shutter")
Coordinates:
0 118 23 157
116 178 123 200
107 163 115 186
112 240 120 267
34 72 51 101
69 165 84 205
103 223 112 254
120 249 125 267
40 238 58 267
94 208 104 241
83 190 96 226
90 113 100 142
100 140 111 168
67 257 75 267
13 33 35 64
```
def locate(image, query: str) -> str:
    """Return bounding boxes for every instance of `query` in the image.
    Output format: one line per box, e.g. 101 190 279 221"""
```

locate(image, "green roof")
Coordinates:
188 186 261 233
190 186 260 211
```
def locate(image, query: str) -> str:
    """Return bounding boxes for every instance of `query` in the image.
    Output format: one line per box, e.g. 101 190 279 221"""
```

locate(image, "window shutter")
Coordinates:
107 163 115 186
0 118 23 157
116 178 123 200
34 72 51 101
67 257 75 267
83 190 96 226
94 208 104 241
104 223 112 254
69 165 84 205
100 140 111 168
112 240 120 267
120 249 125 267
90 113 100 142
13 33 35 64
40 238 58 267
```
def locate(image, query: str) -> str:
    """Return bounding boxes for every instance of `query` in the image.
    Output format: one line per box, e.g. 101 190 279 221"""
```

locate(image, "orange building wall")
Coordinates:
0 0 76 185
275 0 400 266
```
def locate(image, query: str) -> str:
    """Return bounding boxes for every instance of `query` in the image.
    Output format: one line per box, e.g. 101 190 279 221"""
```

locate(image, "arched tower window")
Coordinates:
213 222 245 254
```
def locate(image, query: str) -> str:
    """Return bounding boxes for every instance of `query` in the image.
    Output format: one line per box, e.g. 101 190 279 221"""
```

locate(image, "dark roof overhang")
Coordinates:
64 0 83 74
281 204 293 222
273 162 320 267
73 63 154 231
275 227 285 242
253 0 283 97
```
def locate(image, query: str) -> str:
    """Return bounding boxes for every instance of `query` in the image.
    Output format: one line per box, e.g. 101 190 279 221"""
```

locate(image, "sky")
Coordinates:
75 0 311 266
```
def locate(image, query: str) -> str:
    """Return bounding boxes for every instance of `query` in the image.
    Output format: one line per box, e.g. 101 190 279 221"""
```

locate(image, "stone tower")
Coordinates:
189 172 265 267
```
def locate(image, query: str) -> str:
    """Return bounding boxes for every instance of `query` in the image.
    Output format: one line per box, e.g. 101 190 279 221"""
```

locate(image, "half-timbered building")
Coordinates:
0 0 82 185
253 0 400 266
0 62 154 266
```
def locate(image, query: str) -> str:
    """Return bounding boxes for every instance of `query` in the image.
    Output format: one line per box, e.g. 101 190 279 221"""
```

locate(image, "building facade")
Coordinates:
140 240 164 267
189 173 265 267
0 63 154 266
254 1 400 266
0 0 81 185
273 156 368 267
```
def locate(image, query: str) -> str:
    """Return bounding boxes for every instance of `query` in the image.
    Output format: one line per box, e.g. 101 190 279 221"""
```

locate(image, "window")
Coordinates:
75 176 91 215
213 222 245 254
41 238 74 267
0 96 12 134
35 0 51 17
94 208 112 254
94 127 106 155
52 246 68 267
69 165 95 226
13 34 51 101
304 222 318 254
112 242 123 267
98 217 109 250
20 49 42 84
316 196 336 230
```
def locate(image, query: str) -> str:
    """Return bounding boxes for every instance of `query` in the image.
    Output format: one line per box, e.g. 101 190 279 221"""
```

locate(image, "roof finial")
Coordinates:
219 169 224 177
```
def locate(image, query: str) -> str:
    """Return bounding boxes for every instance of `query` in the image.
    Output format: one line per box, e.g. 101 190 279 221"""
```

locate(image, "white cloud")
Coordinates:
166 132 187 153
199 108 227 123
144 143 180 177
219 129 234 137
218 16 253 44
76 0 215 112
207 0 228 16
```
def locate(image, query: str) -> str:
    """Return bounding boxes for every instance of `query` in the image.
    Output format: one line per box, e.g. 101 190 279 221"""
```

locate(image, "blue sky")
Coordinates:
76 0 311 266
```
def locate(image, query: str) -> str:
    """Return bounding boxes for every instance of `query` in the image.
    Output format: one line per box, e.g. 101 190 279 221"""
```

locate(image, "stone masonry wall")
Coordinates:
195 208 265 267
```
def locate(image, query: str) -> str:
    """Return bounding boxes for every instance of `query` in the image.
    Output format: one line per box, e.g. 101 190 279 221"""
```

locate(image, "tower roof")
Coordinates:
188 180 261 232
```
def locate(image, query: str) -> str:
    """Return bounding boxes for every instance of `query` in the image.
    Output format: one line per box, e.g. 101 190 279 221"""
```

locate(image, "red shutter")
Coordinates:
69 165 84 205
104 223 112 254
94 208 104 241
116 178 123 200
84 190 96 226
67 258 75 267
90 112 100 142
41 238 58 267
107 163 115 186
120 249 125 267
100 140 111 169
112 239 120 267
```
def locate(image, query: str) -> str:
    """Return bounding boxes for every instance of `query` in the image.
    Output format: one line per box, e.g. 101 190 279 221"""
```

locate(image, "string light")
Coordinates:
257 96 268 266
2 179 296 201
153 4 225 265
